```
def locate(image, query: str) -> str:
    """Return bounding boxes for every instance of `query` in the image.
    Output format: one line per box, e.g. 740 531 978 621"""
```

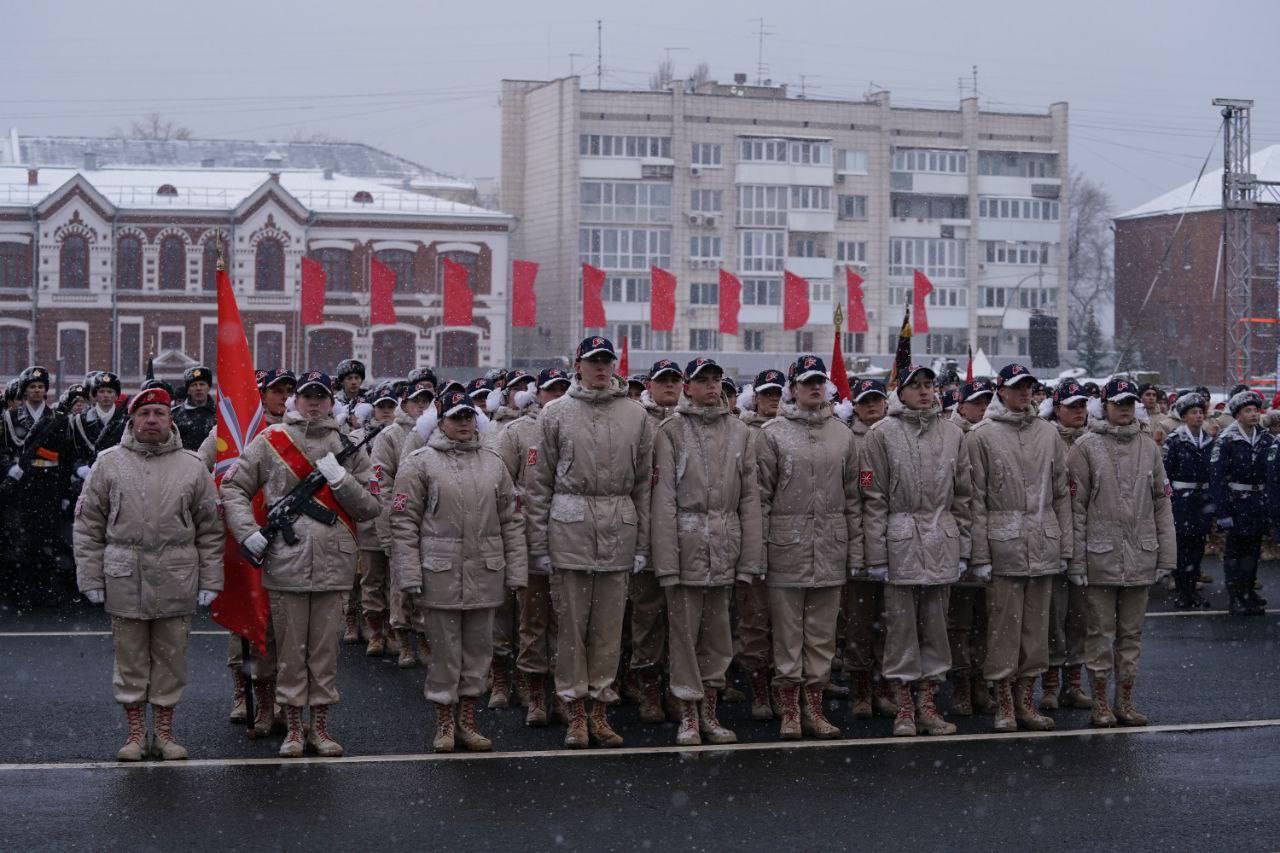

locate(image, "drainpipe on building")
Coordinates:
28 207 37 365
110 212 119 374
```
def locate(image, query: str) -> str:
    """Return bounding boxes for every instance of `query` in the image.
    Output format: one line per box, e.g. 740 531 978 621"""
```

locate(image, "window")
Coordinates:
255 328 284 370
981 287 1006 308
838 195 868 220
612 322 671 351
742 329 765 352
742 278 781 306
891 148 967 174
579 134 672 158
791 238 823 258
925 333 959 355
689 282 719 305
0 244 29 290
977 151 1058 178
738 138 788 162
983 241 1052 265
808 280 833 302
837 241 867 263
158 235 186 291
842 331 865 353
690 189 722 212
600 276 650 303
979 197 1059 221
691 143 722 166
580 181 672 224
689 328 720 350
794 331 815 351
202 320 218 369
315 248 353 293
59 235 89 290
254 238 284 292
58 326 87 377
891 194 967 219
376 249 416 293
925 287 967 308
739 231 785 272
437 250 479 296
889 238 967 279
436 330 478 369
689 235 722 260
159 327 185 354
116 235 142 291
838 148 868 174
118 321 142 378
0 326 27 375
788 140 832 165
307 328 353 372
737 185 788 227
578 228 671 271
372 329 415 379
201 237 223 291
789 186 831 211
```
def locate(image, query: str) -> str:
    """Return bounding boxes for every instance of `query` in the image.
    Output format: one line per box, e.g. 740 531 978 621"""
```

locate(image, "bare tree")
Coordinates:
119 113 194 141
648 58 674 91
687 62 711 91
1067 169 1114 341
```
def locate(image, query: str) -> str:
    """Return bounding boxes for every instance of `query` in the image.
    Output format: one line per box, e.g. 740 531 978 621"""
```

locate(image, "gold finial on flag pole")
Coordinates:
833 302 844 335
215 232 226 272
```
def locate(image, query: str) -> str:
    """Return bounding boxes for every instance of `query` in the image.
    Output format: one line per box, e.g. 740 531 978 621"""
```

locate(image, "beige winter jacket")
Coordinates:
389 431 527 608
525 377 654 571
370 409 418 552
965 398 1072 577
641 390 675 425
1055 420 1086 449
651 397 763 586
222 411 380 593
757 403 861 588
862 396 971 585
350 421 388 552
493 405 545 563
1068 421 1176 585
486 404 526 444
74 426 223 619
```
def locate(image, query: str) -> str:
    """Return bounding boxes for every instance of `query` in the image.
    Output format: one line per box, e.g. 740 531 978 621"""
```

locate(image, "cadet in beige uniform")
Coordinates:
391 389 527 751
493 367 572 727
966 364 1071 733
863 366 970 737
352 383 400 658
525 337 655 748
651 358 762 746
757 355 860 740
223 371 381 757
75 387 222 761
1069 378 1176 727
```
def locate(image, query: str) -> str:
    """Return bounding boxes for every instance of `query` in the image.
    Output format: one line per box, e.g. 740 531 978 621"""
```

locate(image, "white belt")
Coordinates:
1170 481 1207 490
1228 483 1264 492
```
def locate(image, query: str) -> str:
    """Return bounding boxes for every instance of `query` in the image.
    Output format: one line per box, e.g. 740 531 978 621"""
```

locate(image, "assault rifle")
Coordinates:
242 423 384 566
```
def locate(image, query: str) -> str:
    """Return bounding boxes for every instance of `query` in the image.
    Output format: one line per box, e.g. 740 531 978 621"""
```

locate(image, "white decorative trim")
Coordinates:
436 242 482 254
309 239 356 251
0 234 32 246
371 240 418 253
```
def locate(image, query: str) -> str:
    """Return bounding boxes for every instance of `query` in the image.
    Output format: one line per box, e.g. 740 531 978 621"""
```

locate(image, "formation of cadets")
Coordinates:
0 342 1271 761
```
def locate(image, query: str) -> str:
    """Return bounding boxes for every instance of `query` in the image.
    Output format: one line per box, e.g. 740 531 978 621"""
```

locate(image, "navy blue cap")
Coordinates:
1052 378 1087 406
961 378 996 402
648 358 682 380
407 367 437 390
996 363 1036 387
753 369 785 392
626 374 648 388
1102 378 1140 403
371 382 401 406
852 378 887 402
465 377 493 399
537 367 571 389
296 371 334 397
685 357 722 380
575 336 617 361
896 363 936 387
789 355 828 383
259 368 296 391
439 389 477 418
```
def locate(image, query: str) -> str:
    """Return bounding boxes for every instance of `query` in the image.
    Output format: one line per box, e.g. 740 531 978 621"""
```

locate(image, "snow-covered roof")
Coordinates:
0 165 508 221
1 132 474 193
1116 143 1280 220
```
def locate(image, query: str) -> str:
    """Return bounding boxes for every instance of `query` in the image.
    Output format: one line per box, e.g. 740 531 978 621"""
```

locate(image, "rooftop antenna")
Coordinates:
972 65 979 103
751 18 774 85
596 19 603 90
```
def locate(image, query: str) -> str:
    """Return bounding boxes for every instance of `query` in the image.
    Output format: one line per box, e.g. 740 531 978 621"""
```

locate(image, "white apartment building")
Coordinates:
501 75 1068 375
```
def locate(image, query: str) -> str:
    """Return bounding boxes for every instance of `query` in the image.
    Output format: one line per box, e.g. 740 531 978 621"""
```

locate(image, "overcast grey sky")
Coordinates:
4 0 1278 211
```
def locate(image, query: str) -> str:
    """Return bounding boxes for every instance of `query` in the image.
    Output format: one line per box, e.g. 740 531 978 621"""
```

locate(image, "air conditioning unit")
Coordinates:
687 212 701 224
835 174 845 184
703 214 718 226
690 166 702 178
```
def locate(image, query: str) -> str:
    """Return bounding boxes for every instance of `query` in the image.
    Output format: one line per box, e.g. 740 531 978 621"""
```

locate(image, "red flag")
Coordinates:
831 328 853 403
966 343 974 383
370 257 397 325
619 336 630 377
912 269 934 335
300 256 326 326
210 257 270 654
783 270 810 331
582 263 607 328
718 269 741 336
512 260 538 327
650 266 676 332
845 268 868 334
443 258 474 326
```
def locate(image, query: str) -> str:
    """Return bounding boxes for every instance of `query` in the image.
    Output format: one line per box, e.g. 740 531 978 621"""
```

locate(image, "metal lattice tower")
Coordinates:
1215 98 1256 384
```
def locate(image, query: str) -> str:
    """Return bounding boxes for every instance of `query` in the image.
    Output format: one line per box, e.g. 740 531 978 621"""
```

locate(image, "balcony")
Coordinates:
977 175 1061 197
788 210 836 233
785 256 834 280
977 219 1061 243
735 163 833 186
579 158 643 180
890 172 969 196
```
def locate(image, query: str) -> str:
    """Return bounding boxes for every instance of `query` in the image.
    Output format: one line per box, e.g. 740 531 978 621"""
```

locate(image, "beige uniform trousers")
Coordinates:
666 584 733 701
768 586 841 688
225 619 278 679
111 616 191 707
628 570 667 671
984 575 1053 682
493 588 518 659
733 578 772 674
422 606 495 705
358 549 388 615
269 590 343 708
1085 585 1149 680
517 573 558 675
1047 575 1088 668
843 579 887 674
883 585 952 684
553 569 628 703
947 586 988 676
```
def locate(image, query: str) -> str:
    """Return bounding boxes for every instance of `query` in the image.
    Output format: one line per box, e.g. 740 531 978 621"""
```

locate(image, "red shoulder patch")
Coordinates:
1069 477 1077 498
368 478 381 496
859 470 873 489
391 493 408 512
1163 481 1172 498
372 463 384 482
526 447 538 467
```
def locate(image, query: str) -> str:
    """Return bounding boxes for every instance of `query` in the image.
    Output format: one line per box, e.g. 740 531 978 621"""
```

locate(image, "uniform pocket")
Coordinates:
484 556 505 571
767 516 802 545
103 545 137 577
424 557 454 573
620 501 637 526
1087 540 1115 554
550 494 586 523
987 510 1022 542
1139 537 1158 552
887 514 915 542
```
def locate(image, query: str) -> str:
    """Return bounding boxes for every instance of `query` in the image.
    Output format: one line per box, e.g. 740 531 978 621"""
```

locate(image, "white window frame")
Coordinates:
56 321 90 378
254 323 287 368
690 189 723 213
689 235 723 260
837 148 869 174
837 241 867 263
157 325 186 355
691 142 722 167
737 185 788 227
739 231 785 273
116 317 144 379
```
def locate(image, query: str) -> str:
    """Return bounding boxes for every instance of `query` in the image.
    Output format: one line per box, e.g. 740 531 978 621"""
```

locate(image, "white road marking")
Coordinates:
0 717 1277 772
1146 609 1278 618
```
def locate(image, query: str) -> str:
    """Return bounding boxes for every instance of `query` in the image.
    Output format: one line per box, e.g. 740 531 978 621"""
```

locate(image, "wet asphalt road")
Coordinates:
1 559 1277 851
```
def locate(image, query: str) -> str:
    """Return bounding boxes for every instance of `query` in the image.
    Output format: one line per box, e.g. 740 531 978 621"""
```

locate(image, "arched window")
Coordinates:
60 235 89 290
0 326 28 375
436 330 477 369
436 250 478 297
306 328 353 373
314 248 352 293
202 239 220 291
255 238 284 292
372 329 415 379
158 235 186 291
375 249 415 293
117 235 142 290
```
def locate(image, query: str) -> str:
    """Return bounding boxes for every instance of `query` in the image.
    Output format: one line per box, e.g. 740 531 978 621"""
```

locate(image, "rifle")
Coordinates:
242 423 385 566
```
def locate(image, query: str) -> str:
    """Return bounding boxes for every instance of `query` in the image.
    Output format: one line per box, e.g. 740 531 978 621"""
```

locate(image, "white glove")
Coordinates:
632 554 648 574
867 565 888 582
1155 569 1171 582
737 572 757 583
1060 560 1069 573
7 464 22 481
76 465 92 481
849 567 862 579
1217 517 1234 530
533 555 553 573
315 452 346 487
197 590 217 607
404 586 422 595
1068 573 1088 587
971 564 993 583
243 531 268 560
84 589 104 605
958 559 969 576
